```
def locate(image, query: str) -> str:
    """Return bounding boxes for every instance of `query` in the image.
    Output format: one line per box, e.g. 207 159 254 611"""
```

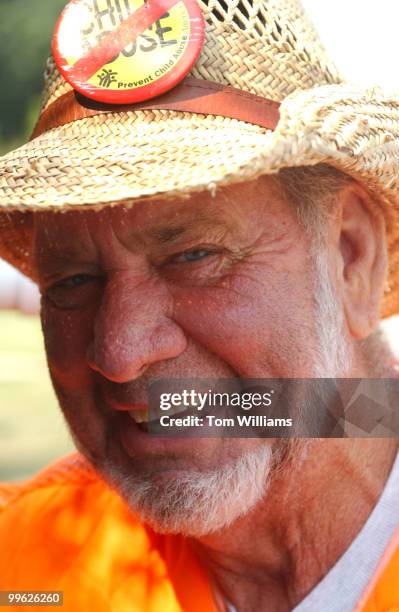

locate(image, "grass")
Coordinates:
0 311 73 482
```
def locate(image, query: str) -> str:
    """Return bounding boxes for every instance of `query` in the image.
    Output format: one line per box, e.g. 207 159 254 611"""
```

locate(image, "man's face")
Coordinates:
34 177 341 534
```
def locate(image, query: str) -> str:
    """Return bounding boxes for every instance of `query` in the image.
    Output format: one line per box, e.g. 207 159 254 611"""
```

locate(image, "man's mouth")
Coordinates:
113 401 211 458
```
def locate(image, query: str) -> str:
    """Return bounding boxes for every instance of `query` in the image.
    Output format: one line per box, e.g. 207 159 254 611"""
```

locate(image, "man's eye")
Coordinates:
172 249 212 263
55 274 95 289
44 274 101 309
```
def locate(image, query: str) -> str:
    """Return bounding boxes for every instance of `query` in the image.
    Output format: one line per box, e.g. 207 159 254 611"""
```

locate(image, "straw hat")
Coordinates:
1 0 399 317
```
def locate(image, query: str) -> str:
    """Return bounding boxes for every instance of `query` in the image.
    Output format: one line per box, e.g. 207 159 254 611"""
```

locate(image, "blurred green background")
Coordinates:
0 0 66 154
0 0 74 482
0 312 73 481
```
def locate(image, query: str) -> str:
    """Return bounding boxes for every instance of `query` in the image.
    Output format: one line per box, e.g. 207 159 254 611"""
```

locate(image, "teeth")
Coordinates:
128 405 193 423
129 409 148 423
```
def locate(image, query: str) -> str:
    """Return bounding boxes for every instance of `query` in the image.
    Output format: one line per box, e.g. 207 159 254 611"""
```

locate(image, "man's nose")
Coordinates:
86 274 187 382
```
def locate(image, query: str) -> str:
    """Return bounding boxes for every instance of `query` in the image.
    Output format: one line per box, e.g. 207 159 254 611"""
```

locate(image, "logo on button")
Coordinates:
53 0 205 103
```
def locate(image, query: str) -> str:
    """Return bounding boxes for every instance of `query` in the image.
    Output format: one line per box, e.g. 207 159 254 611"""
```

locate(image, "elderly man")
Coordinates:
0 0 399 610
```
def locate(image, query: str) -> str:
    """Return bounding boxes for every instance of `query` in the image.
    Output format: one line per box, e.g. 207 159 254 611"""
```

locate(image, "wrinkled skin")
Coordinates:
35 178 322 474
34 176 398 611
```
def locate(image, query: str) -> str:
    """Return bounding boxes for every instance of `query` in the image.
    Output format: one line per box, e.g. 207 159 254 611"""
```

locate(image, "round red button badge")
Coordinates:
53 0 205 104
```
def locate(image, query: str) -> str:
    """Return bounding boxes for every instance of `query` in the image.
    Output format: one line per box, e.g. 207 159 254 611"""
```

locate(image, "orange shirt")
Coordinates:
0 454 398 611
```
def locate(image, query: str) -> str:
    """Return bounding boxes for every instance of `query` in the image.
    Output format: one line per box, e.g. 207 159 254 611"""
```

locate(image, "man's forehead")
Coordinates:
34 177 284 250
35 199 231 248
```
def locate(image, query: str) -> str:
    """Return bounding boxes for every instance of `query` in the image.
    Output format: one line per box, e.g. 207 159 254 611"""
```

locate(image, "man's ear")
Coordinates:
335 183 387 339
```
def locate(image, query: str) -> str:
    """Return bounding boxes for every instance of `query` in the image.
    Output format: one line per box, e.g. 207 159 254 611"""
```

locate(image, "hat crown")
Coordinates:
42 0 341 111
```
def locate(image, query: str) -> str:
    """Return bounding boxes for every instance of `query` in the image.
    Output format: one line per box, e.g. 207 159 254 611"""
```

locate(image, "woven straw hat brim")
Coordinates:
0 112 271 209
1 82 399 318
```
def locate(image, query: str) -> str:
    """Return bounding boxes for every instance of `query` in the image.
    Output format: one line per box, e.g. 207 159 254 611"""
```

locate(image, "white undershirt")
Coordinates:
227 452 399 612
